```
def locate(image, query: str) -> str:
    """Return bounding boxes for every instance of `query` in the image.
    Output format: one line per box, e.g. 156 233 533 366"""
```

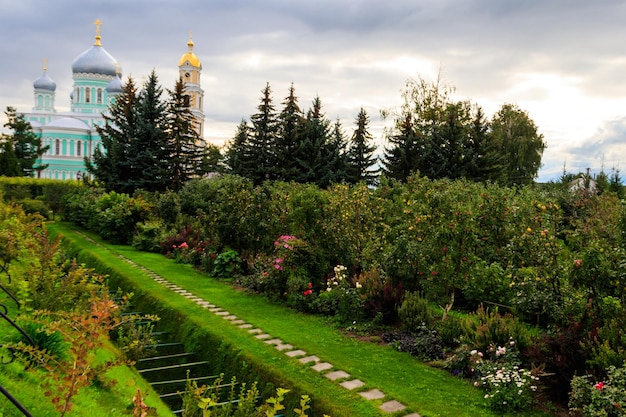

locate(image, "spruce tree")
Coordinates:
346 107 379 185
166 77 204 191
294 97 333 186
133 70 170 191
248 83 279 184
225 120 253 177
382 113 420 181
276 83 304 181
88 76 140 192
0 139 20 176
2 106 49 177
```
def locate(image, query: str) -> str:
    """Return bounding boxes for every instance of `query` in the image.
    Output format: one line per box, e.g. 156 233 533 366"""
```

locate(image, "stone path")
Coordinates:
78 232 420 416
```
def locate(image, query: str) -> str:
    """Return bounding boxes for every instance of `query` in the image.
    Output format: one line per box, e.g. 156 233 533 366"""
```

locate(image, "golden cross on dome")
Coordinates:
94 18 102 46
43 58 48 72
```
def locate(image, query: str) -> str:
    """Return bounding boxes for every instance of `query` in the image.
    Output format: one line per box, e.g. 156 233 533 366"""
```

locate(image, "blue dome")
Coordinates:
71 45 117 76
34 71 56 91
106 74 124 94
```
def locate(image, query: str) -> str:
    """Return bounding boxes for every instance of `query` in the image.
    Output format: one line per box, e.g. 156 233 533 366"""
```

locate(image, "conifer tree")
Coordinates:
2 106 49 177
294 97 333 186
225 120 253 177
346 107 379 185
88 76 140 192
276 83 304 181
382 113 420 181
248 83 279 184
0 139 20 176
166 77 204 191
133 70 170 191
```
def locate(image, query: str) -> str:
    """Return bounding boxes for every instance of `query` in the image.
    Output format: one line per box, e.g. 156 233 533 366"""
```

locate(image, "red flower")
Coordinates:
308 282 313 289
595 382 604 390
303 289 312 296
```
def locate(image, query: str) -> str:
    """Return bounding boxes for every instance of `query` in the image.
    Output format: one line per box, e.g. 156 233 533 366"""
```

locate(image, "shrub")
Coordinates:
132 220 166 252
17 198 51 219
459 305 533 353
211 249 243 278
569 363 626 417
398 291 437 331
383 326 445 361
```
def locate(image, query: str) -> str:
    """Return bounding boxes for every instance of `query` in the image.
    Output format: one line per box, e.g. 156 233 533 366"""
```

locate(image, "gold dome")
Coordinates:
178 32 201 67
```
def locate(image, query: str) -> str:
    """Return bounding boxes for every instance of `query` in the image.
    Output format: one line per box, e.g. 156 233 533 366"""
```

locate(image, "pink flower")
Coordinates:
178 242 188 249
595 382 604 390
574 259 583 268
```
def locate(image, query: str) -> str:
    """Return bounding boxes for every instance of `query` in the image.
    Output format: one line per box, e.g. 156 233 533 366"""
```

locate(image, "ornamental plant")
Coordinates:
569 363 626 417
313 265 364 323
475 343 540 412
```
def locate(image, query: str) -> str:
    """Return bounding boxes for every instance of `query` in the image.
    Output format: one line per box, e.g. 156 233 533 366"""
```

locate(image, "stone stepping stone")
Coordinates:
209 308 222 312
223 315 237 320
285 349 306 358
359 389 385 400
403 414 421 417
299 355 319 364
379 400 407 413
311 362 333 372
231 319 246 325
255 334 271 340
239 324 253 329
197 301 214 308
264 338 282 345
325 370 350 381
340 379 364 390
215 311 231 316
275 344 293 351
248 328 263 334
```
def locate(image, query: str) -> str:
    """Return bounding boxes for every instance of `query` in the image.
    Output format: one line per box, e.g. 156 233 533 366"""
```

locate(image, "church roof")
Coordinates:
34 70 56 92
45 117 90 130
71 19 118 76
106 74 124 94
178 33 201 68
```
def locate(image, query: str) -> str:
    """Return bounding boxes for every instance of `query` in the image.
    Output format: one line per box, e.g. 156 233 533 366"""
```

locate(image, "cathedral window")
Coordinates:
97 88 102 104
55 139 60 155
77 141 82 157
85 88 90 103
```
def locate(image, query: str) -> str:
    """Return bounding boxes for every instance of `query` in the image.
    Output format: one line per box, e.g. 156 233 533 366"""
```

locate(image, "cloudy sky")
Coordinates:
1 0 626 182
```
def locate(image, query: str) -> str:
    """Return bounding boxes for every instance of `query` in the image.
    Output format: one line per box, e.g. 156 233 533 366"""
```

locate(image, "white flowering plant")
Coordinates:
312 265 364 323
474 341 540 412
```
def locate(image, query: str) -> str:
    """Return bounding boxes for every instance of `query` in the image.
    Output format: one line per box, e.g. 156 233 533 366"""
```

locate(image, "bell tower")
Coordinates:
178 32 205 138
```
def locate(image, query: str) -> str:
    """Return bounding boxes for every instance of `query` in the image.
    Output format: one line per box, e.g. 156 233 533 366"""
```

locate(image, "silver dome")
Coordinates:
71 45 117 76
34 72 56 91
106 74 124 94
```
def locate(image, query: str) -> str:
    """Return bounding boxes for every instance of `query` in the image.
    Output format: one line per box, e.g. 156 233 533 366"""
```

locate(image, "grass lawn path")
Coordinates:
48 222 549 417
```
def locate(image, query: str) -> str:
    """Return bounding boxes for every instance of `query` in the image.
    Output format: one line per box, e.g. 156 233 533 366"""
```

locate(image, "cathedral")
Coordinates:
24 20 205 180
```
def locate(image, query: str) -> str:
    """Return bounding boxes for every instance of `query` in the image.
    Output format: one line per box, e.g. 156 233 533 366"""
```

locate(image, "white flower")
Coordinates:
470 350 478 355
355 282 362 289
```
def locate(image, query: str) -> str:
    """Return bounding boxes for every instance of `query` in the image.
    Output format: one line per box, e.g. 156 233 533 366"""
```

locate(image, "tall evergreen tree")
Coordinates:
88 76 140 192
276 83 304 181
225 120 253 177
0 139 20 176
346 107 378 185
294 96 334 186
382 113 420 181
166 77 204 191
464 106 505 182
248 83 279 184
2 106 49 177
133 70 170 191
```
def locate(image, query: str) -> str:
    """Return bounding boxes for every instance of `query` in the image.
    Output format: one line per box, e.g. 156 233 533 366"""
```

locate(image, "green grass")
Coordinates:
0 342 174 417
47 221 552 417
